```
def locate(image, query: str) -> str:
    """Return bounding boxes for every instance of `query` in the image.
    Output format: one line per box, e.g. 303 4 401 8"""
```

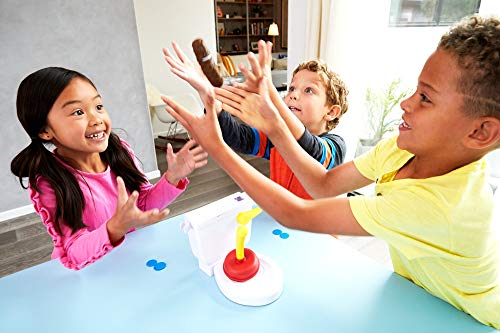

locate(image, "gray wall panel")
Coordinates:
0 0 156 213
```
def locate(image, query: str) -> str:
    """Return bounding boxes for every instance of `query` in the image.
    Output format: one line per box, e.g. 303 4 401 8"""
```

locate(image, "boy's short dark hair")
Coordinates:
439 15 499 120
292 60 349 131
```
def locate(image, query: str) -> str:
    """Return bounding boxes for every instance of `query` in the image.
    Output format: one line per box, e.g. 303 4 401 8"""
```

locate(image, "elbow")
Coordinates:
273 197 309 231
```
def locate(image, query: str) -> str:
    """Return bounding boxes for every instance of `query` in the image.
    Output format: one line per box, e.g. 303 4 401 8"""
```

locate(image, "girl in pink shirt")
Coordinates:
11 67 208 270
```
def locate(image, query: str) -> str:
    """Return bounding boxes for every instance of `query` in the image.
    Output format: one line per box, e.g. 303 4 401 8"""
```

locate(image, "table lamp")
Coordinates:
268 22 279 51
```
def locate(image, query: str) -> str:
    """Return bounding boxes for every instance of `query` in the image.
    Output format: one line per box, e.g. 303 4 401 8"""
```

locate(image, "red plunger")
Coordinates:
223 248 260 282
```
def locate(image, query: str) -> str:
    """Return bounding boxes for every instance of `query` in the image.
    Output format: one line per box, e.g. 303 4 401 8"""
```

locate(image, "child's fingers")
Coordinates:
181 139 197 151
164 105 192 134
215 95 243 113
172 41 191 64
239 63 257 83
116 176 128 208
169 67 191 82
221 103 243 118
164 55 185 72
216 86 248 101
193 151 209 163
257 40 270 69
125 191 139 210
247 52 262 79
189 145 206 156
162 95 194 121
145 207 171 226
194 159 209 169
166 143 174 161
258 77 270 97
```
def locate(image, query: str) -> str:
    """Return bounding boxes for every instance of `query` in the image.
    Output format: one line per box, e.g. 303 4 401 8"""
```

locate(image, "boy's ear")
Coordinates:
38 128 53 141
466 117 500 150
324 105 341 122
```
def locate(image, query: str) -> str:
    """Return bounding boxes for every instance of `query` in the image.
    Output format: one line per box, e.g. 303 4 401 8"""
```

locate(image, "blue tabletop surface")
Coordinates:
0 211 495 332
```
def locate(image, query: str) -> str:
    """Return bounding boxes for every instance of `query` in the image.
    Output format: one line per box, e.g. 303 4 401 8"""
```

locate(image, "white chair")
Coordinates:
152 93 204 150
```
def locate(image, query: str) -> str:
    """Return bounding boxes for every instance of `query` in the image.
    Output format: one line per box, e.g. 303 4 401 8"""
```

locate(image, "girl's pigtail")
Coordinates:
11 139 86 233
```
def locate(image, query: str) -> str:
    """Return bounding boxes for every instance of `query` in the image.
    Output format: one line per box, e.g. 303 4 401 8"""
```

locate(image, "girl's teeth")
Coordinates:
87 132 104 139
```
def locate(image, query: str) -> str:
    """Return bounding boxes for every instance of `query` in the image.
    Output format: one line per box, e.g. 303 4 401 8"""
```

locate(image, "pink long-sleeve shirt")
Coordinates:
29 140 187 270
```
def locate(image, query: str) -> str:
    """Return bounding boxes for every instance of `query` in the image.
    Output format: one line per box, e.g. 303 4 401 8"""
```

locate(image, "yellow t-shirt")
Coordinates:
349 135 500 329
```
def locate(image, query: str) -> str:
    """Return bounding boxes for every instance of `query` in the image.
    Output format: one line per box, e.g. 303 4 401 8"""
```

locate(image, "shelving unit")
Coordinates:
215 0 275 55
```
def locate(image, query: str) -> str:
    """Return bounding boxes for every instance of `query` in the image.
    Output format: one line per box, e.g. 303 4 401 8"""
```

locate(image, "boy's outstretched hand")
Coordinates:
215 77 283 137
107 177 170 245
163 42 222 114
164 139 208 185
231 40 273 94
161 94 224 156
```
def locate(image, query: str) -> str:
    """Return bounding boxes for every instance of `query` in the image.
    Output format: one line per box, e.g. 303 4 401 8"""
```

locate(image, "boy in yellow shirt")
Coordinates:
163 15 500 329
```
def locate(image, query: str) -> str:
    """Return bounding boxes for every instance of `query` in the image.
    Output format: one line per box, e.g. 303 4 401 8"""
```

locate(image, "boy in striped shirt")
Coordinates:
165 44 348 199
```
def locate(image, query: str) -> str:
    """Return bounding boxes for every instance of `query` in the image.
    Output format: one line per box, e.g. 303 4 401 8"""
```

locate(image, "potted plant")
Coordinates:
252 6 262 18
356 79 411 156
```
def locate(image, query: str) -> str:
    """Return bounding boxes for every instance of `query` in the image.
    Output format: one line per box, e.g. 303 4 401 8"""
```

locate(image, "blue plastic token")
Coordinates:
280 233 289 239
154 262 167 271
272 229 282 235
146 259 157 267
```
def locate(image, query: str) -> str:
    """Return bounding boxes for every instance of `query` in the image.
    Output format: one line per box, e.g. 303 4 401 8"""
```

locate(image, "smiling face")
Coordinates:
39 77 111 164
284 69 335 135
397 49 474 157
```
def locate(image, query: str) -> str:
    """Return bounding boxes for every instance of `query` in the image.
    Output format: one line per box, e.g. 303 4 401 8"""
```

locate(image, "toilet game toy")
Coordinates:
182 193 283 306
213 207 283 306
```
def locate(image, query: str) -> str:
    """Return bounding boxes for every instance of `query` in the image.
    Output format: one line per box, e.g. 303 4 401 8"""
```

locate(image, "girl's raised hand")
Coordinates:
107 177 170 244
164 139 208 185
163 42 222 114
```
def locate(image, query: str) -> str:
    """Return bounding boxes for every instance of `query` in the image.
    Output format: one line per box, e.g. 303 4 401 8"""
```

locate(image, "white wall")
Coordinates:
133 0 216 98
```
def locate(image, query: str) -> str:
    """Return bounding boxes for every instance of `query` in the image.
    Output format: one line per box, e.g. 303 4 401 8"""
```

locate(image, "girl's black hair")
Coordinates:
11 67 147 234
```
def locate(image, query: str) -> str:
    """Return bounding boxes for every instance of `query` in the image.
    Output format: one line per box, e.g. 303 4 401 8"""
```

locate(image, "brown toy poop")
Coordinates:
192 38 224 87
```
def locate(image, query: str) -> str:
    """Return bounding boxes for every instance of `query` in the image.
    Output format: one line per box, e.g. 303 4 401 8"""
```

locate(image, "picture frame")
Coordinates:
217 22 225 36
250 42 259 51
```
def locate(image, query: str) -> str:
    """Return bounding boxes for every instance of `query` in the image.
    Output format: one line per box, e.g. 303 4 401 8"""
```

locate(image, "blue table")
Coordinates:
0 211 495 332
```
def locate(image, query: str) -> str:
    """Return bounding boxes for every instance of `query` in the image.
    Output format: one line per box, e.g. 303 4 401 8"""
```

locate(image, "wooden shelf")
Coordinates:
219 34 272 38
217 0 273 3
218 17 273 20
215 0 277 54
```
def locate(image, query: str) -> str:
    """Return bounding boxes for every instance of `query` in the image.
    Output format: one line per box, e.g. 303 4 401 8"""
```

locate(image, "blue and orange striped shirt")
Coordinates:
218 111 346 199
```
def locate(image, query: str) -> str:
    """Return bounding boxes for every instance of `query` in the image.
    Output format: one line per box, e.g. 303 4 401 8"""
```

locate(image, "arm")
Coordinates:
164 41 268 158
216 77 372 198
297 130 346 170
163 41 222 115
162 94 370 236
222 40 306 140
30 177 168 270
218 111 271 158
120 139 206 211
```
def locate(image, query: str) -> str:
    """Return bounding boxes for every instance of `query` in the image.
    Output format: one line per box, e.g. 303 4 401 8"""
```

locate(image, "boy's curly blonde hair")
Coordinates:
292 60 349 131
439 15 499 119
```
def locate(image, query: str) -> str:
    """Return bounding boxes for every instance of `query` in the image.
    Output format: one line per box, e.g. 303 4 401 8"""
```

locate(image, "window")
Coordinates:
389 0 481 27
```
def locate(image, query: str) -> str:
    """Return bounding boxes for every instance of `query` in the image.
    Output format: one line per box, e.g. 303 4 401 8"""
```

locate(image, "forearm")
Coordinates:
63 223 121 269
218 111 259 155
210 142 308 230
136 175 188 211
265 123 343 197
210 142 368 235
269 86 305 140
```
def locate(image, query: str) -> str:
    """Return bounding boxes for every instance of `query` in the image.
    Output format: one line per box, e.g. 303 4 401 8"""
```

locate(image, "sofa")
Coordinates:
218 53 288 90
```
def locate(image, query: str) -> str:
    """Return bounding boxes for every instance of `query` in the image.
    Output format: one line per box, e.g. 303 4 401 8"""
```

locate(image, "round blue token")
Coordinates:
280 233 289 239
146 259 157 267
272 229 282 235
154 262 167 271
